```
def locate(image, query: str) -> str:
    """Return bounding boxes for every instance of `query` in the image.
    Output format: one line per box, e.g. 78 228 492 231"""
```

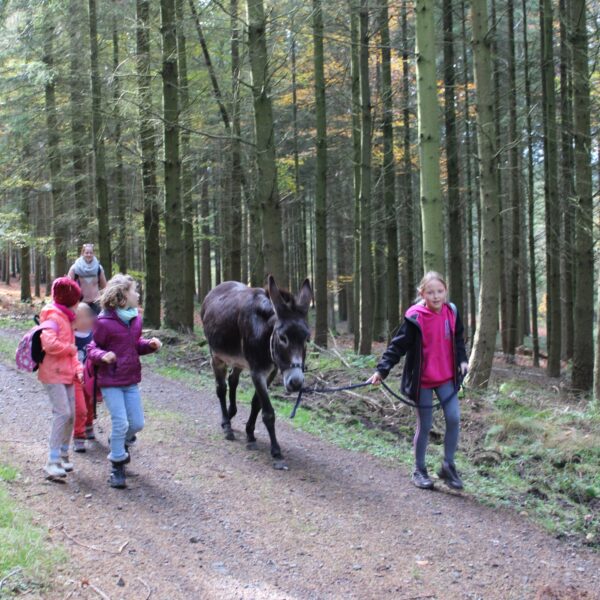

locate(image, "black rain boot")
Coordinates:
110 460 127 489
412 467 434 489
438 461 464 490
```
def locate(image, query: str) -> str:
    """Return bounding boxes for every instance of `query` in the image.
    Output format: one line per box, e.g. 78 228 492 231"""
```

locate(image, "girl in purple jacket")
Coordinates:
88 274 161 488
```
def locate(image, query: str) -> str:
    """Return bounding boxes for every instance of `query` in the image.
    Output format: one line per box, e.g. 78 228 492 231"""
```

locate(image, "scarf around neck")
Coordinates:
116 306 138 324
73 255 100 278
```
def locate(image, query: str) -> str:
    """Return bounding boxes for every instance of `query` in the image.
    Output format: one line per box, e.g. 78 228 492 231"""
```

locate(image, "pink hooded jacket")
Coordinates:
38 304 83 384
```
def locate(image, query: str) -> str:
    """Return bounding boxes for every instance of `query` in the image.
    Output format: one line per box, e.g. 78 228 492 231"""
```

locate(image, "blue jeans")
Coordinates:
101 385 144 462
414 380 460 471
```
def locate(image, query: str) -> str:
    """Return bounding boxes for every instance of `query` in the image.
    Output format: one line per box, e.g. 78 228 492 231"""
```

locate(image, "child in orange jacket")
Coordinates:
38 277 83 480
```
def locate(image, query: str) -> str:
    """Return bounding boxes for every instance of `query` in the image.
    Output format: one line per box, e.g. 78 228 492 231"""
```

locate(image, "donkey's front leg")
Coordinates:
251 370 285 468
212 358 234 440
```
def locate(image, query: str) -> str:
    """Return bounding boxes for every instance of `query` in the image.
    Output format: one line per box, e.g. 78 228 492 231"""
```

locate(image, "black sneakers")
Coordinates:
412 468 434 489
438 461 464 490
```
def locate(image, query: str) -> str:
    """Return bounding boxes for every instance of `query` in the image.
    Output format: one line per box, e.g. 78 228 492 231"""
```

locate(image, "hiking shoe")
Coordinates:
412 468 434 490
438 461 464 490
85 426 96 441
126 435 137 447
73 438 86 453
60 455 74 472
44 461 67 480
110 460 127 489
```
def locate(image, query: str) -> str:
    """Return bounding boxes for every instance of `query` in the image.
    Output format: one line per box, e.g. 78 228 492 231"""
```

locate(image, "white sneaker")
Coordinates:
44 461 67 479
60 456 74 472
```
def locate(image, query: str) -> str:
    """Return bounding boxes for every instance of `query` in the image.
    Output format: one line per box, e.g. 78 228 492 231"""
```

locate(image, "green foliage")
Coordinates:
0 464 66 596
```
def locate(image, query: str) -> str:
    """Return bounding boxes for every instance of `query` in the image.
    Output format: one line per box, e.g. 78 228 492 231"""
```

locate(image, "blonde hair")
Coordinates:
415 271 448 302
100 274 136 310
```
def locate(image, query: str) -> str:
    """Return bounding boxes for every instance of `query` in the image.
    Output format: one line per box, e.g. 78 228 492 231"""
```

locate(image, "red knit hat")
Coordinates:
52 277 82 308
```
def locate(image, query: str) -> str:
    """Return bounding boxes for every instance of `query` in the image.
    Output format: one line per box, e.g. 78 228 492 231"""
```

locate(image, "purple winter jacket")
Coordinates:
87 309 156 387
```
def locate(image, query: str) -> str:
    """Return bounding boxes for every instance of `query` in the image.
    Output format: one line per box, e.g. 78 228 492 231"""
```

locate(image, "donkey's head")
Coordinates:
267 275 313 393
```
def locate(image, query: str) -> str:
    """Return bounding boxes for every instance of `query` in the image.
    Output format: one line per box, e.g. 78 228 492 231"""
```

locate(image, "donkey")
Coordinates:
200 275 313 468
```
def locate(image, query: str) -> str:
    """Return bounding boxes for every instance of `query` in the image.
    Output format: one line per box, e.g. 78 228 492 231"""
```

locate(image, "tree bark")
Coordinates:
559 0 574 360
443 0 463 316
521 0 540 366
161 0 185 330
20 177 31 302
358 0 373 355
350 1 361 350
312 0 328 347
230 0 242 282
44 15 68 278
466 0 500 389
505 0 521 359
69 0 87 246
112 8 127 273
89 0 112 277
570 0 594 391
415 0 443 273
176 0 196 330
461 0 476 338
540 0 562 377
136 0 161 328
399 0 414 315
245 0 284 284
380 0 399 337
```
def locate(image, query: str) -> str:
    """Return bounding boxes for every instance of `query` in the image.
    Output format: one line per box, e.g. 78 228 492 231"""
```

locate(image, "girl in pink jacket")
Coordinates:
39 277 83 480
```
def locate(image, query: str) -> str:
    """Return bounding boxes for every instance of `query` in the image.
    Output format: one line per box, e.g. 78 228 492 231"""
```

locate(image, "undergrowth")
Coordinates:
0 462 66 597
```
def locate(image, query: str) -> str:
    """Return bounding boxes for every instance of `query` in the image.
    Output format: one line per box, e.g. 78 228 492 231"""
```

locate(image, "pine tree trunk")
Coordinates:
443 0 463 314
313 0 328 347
200 171 212 300
540 0 562 377
415 0 443 273
559 0 574 360
89 0 112 277
176 0 196 330
69 0 87 245
399 0 414 315
380 0 399 336
20 180 31 302
570 0 594 391
246 0 285 284
112 9 127 274
466 0 500 389
358 0 373 355
44 16 68 278
505 0 520 359
161 0 185 330
521 0 540 366
136 0 161 328
461 0 476 338
350 2 361 349
230 0 243 282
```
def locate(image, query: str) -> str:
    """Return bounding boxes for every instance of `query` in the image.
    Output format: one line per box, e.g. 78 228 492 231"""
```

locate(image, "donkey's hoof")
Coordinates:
224 431 235 441
273 459 288 471
246 441 258 450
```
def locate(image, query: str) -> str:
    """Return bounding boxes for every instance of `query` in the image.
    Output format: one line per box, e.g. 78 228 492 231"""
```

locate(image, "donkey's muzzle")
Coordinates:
284 368 304 393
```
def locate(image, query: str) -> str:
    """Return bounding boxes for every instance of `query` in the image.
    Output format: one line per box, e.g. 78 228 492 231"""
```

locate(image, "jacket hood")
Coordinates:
40 303 71 323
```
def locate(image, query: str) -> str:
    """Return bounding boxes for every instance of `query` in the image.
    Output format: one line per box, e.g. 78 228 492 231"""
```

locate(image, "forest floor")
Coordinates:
0 282 599 599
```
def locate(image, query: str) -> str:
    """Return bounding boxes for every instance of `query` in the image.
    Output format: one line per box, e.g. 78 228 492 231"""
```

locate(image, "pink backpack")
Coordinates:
15 320 59 372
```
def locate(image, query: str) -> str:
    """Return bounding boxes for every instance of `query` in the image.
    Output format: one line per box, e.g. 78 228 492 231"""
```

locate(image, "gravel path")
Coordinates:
0 342 598 599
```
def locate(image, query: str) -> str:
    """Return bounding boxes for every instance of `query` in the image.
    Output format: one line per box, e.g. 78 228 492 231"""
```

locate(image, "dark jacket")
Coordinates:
87 309 155 387
376 302 468 401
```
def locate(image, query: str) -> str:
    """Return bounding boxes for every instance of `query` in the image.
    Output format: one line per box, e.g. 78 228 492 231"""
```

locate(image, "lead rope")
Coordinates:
290 380 461 418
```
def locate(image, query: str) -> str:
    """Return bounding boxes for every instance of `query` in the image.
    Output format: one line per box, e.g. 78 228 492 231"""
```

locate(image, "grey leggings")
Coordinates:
44 383 75 461
414 380 460 470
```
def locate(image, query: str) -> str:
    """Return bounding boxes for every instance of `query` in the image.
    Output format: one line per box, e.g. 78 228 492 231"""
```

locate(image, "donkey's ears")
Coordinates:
296 278 313 313
267 275 284 311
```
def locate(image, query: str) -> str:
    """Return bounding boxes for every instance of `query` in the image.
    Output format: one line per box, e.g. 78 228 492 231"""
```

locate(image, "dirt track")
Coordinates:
1 338 599 599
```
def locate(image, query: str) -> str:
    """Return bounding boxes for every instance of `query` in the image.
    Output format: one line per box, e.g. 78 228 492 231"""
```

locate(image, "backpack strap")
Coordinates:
449 302 457 315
